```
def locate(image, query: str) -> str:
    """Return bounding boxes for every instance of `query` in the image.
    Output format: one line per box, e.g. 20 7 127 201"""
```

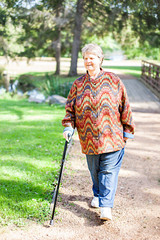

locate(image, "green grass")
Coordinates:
0 97 66 226
25 71 77 82
103 66 141 78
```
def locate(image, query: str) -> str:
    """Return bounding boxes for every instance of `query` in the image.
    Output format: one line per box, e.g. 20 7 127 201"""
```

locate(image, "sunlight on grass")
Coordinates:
0 98 66 226
0 114 62 121
103 66 141 78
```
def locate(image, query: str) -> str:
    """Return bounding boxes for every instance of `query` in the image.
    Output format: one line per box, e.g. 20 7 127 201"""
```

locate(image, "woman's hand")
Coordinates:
63 131 72 142
63 127 74 142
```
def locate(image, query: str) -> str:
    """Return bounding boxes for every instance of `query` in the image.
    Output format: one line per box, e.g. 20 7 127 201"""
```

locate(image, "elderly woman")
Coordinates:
62 43 135 221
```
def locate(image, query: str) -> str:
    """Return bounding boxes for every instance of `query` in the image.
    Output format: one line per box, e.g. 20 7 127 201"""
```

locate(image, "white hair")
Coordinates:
81 43 104 65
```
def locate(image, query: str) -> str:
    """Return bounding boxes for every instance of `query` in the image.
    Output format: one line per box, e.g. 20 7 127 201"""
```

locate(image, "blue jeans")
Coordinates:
86 148 125 208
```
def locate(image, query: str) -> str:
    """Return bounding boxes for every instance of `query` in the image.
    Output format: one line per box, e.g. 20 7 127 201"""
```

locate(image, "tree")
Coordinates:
68 0 84 76
0 1 18 59
41 0 67 75
1 0 160 76
3 0 69 74
68 0 111 76
69 0 160 75
110 0 160 59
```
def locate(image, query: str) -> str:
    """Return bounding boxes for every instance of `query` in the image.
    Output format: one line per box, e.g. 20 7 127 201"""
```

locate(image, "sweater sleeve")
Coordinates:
119 82 135 138
62 82 77 129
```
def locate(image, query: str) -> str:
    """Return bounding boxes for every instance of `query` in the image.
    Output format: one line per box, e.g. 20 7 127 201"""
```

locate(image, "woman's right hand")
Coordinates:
63 131 72 142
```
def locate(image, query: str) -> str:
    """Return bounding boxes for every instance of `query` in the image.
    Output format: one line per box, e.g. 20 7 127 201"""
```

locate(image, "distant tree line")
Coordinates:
0 0 159 75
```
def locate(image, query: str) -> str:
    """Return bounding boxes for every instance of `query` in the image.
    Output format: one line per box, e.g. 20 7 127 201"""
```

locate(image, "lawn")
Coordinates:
0 97 66 226
103 66 141 78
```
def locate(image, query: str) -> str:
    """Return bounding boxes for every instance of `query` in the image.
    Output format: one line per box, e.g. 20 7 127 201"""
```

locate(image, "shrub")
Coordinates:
0 65 5 85
18 74 38 92
17 73 75 97
40 74 73 98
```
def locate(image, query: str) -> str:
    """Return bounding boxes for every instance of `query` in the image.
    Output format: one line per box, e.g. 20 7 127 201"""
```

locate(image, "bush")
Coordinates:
40 74 73 98
17 72 75 97
17 74 38 92
0 65 5 85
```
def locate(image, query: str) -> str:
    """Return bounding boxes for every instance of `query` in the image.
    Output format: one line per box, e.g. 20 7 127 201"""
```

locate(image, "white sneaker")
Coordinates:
100 207 112 220
91 197 99 208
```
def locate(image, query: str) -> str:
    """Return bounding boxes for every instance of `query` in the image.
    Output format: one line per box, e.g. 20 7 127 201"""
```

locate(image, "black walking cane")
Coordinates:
50 133 72 225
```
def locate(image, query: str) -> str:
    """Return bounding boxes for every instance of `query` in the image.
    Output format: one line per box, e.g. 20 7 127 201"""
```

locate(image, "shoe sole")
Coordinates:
100 216 112 221
91 205 99 208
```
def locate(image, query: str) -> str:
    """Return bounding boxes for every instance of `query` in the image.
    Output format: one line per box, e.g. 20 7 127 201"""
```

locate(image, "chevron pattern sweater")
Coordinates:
62 69 135 155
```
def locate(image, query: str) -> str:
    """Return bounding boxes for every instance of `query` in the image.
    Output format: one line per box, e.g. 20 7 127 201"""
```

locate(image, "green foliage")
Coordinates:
18 74 39 92
17 72 50 92
80 34 122 59
0 97 66 225
17 72 76 97
113 21 160 60
0 65 5 84
1 0 160 65
112 2 160 60
0 1 24 57
124 43 160 61
39 74 75 98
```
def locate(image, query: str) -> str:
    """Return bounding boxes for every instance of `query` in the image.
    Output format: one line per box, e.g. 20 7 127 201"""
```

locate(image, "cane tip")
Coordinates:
50 219 54 225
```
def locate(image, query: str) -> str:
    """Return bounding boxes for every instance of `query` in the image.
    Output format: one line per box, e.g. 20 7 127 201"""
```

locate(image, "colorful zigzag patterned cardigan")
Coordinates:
62 69 135 155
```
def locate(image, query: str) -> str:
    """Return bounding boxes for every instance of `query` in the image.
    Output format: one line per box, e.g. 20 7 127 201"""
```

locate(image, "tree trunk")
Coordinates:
54 3 63 75
68 0 84 76
55 28 61 75
3 71 10 92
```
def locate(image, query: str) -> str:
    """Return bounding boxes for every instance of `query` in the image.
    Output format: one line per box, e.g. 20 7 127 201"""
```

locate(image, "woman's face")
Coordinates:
83 52 101 73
